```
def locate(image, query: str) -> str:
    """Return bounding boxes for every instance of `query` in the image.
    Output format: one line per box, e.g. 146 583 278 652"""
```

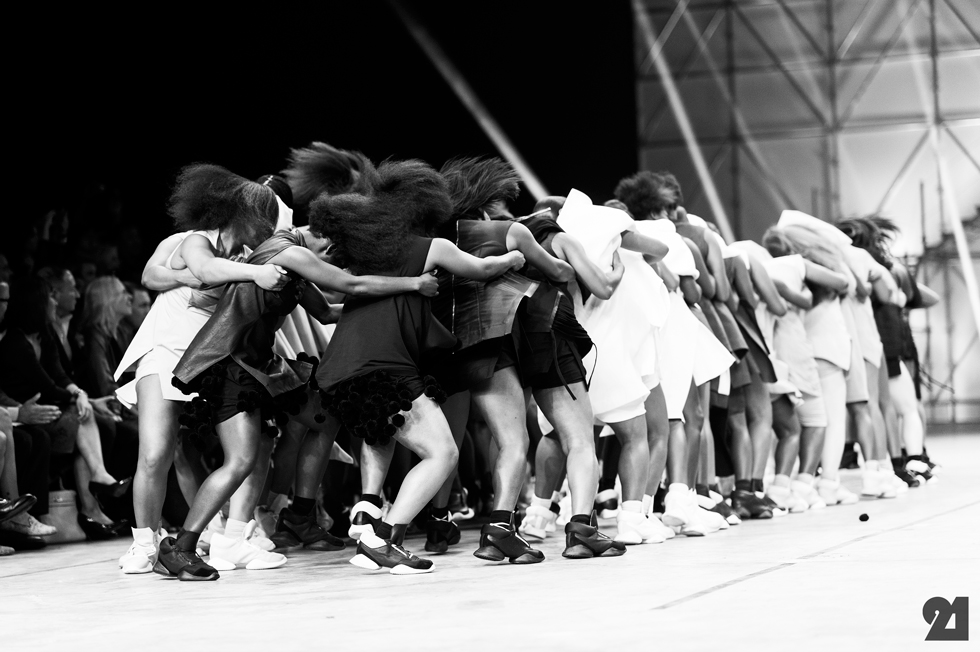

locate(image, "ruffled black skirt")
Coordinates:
320 371 447 447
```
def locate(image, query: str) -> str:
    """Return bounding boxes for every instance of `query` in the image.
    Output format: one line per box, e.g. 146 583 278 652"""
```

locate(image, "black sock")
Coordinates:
735 479 752 493
751 479 764 493
695 484 710 498
362 494 383 510
490 510 513 526
290 496 316 517
374 520 393 540
175 529 201 552
549 501 561 515
430 504 450 520
570 514 591 525
597 477 615 492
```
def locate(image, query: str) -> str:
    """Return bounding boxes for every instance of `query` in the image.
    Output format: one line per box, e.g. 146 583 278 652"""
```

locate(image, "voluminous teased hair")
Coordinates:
440 157 520 221
613 171 679 220
168 164 278 243
283 142 378 211
309 160 451 275
837 215 899 266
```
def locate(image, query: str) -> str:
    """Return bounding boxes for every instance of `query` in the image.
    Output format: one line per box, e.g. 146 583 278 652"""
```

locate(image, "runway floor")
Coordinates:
2 432 977 652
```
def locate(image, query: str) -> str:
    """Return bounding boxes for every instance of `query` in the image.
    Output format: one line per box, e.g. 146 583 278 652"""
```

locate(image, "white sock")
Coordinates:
796 473 814 485
641 494 653 515
622 500 643 513
668 483 689 493
865 460 879 472
773 474 791 488
530 496 551 510
224 518 247 541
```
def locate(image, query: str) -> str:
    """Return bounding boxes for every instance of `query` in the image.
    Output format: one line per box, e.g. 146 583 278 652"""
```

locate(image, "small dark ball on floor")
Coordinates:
859 513 869 522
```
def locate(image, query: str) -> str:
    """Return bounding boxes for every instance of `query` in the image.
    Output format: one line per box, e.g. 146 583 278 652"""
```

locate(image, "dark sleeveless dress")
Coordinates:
430 220 538 392
318 235 455 446
172 230 317 442
518 215 593 393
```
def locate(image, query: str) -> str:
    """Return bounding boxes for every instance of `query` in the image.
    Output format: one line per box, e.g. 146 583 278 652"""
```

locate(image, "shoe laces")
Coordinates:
389 542 420 561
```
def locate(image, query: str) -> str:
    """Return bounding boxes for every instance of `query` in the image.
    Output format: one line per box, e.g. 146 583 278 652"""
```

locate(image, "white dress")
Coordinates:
557 189 669 425
639 220 733 420
113 230 220 406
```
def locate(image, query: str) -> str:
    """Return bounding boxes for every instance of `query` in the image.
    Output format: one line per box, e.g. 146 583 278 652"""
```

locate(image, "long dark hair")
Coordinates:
440 157 520 224
309 159 451 275
168 164 277 250
613 171 679 219
837 215 899 267
283 142 378 222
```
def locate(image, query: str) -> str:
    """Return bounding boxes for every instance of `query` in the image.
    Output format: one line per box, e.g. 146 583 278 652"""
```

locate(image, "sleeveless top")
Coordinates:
172 230 312 397
317 235 456 392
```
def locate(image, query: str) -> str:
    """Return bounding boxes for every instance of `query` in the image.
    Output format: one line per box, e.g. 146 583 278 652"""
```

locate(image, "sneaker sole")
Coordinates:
350 553 382 571
390 564 433 575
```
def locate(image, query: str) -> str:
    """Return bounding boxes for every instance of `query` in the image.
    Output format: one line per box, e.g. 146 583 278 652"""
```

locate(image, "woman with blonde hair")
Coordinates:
79 277 133 397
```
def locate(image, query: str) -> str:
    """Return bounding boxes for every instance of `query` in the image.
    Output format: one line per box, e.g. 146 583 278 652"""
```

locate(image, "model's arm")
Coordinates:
915 283 940 308
749 258 787 316
774 278 813 310
180 234 288 291
729 256 758 310
425 238 525 281
270 245 438 297
620 231 668 262
656 262 680 292
680 276 701 305
142 234 204 292
803 260 850 293
297 283 334 324
551 234 623 300
505 223 575 284
686 238 715 299
705 235 731 302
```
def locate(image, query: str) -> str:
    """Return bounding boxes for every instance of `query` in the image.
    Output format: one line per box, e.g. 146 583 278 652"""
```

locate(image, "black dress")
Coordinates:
172 230 316 441
517 214 593 393
318 235 455 446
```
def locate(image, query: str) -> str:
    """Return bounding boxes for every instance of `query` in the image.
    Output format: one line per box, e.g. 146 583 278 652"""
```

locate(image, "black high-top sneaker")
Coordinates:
594 488 620 519
349 530 434 575
905 455 936 485
892 456 921 487
153 537 219 581
424 512 461 554
473 515 544 564
730 488 773 520
272 508 346 552
347 500 383 540
562 512 627 559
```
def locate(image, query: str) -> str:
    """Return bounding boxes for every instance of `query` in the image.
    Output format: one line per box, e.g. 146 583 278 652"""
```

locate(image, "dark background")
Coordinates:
11 2 635 258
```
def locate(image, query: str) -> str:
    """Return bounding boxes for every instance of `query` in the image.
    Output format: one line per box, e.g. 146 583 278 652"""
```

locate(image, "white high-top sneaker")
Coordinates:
662 483 690 528
642 496 675 540
694 492 728 532
879 465 908 494
766 484 807 513
518 504 556 541
208 529 287 571
861 461 885 498
245 519 276 551
817 477 859 506
119 527 157 574
791 476 827 509
614 508 667 544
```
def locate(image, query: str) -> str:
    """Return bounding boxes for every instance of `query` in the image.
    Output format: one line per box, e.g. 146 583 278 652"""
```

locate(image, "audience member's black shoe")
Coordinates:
272 508 346 552
562 513 627 559
77 514 122 541
153 536 219 581
730 489 773 520
473 519 544 564
0 495 37 524
424 516 461 554
89 477 133 500
0 529 47 550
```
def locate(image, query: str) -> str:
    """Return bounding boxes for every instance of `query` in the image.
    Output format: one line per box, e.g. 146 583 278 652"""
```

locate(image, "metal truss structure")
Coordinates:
634 0 980 424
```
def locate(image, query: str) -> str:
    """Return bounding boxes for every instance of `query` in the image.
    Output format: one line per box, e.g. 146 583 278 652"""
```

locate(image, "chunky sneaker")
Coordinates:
348 501 383 540
692 493 728 531
119 527 157 574
705 490 741 525
614 509 667 544
790 479 827 509
766 484 807 514
519 505 556 542
756 492 787 518
594 488 620 519
448 489 475 522
208 531 287 571
473 519 544 564
816 477 859 506
350 531 434 575
272 509 346 552
730 489 773 519
879 467 908 494
153 537 219 581
424 515 461 554
563 514 627 559
246 519 277 551
906 458 937 485
892 461 921 488
197 512 226 556
662 484 691 529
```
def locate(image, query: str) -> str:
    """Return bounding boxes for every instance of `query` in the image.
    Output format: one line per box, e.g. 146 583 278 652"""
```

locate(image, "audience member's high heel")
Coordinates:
89 477 133 499
0 529 47 550
77 514 121 541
